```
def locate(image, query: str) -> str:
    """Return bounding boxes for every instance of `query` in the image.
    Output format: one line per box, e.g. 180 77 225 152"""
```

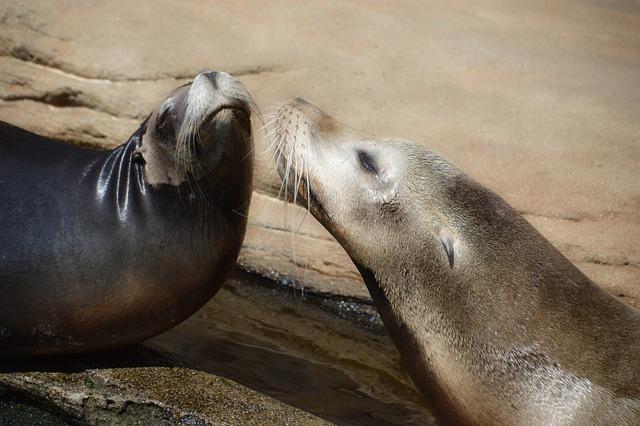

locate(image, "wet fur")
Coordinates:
0 72 255 357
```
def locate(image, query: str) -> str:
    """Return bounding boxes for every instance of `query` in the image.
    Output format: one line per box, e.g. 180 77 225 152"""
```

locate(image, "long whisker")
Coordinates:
263 104 317 305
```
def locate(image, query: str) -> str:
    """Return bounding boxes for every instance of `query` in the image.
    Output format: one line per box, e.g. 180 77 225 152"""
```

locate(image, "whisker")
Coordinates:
263 103 315 306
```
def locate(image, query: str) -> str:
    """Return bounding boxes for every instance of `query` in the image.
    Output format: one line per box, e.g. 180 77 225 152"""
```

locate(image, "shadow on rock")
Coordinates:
0 344 180 374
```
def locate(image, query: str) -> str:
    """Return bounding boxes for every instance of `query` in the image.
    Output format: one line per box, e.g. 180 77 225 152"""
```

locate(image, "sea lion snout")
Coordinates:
184 71 255 169
289 97 318 114
189 71 256 117
199 71 221 88
141 70 256 185
288 97 342 135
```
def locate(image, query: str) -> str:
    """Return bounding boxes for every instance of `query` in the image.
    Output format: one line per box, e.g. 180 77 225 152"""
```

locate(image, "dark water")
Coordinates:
0 399 68 426
150 270 437 425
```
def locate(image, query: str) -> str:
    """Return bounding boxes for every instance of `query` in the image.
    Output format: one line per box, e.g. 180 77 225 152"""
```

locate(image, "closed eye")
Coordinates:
357 150 379 174
158 103 172 124
156 103 174 138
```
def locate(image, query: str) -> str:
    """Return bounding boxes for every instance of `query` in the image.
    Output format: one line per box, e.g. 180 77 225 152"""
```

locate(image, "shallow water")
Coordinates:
150 270 437 425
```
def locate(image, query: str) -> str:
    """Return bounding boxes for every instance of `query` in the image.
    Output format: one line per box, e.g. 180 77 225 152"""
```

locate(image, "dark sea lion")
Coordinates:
0 71 256 357
269 98 640 425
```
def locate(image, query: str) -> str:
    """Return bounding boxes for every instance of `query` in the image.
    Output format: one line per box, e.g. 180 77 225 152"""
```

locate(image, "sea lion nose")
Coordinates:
191 71 253 117
193 71 225 88
291 97 321 114
201 71 219 89
195 71 237 91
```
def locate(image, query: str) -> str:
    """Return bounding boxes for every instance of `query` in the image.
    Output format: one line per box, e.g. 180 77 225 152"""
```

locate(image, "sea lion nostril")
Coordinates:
199 71 218 88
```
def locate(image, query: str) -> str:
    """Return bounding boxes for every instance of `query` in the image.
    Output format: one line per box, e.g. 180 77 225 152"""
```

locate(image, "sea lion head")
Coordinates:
269 97 465 275
139 71 257 187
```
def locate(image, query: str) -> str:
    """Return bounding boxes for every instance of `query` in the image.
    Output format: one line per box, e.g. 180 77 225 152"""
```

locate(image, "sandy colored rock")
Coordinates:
0 1 638 303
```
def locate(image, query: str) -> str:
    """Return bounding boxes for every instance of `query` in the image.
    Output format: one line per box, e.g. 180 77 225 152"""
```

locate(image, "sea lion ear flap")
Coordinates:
439 228 455 268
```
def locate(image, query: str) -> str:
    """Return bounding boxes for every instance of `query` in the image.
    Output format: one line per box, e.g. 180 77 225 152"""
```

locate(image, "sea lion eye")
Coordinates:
158 103 172 124
357 150 378 174
156 103 174 138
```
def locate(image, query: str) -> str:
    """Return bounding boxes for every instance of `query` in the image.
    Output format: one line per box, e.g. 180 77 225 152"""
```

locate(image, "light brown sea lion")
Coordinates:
269 98 640 425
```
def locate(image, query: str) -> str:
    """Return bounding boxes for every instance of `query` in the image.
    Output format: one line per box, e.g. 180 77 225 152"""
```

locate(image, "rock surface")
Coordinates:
0 0 638 306
0 346 327 425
